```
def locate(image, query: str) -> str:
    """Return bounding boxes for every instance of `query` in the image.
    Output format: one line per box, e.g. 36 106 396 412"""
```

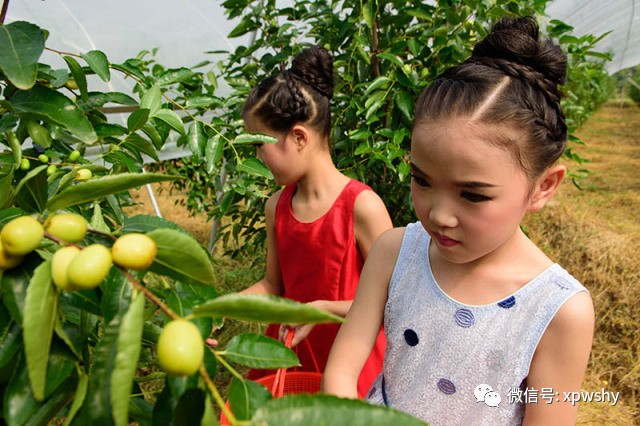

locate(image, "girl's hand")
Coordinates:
278 323 315 347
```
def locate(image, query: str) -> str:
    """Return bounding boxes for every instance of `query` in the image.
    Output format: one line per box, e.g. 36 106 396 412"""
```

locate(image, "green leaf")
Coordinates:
100 269 132 325
13 164 48 213
147 228 216 287
364 76 392 96
122 133 159 162
191 294 344 324
127 108 150 132
11 85 98 143
64 368 89 426
227 377 272 421
0 166 15 209
0 21 45 89
253 394 427 425
377 53 405 69
223 333 299 369
362 0 376 28
0 261 30 323
151 109 185 135
186 94 222 109
0 313 22 370
228 15 258 38
63 55 88 101
237 157 273 179
232 133 277 145
156 68 194 86
187 121 207 164
111 294 145 426
122 214 189 235
46 172 180 211
395 91 414 122
173 388 206 426
4 352 77 426
90 202 112 233
81 50 110 82
5 130 22 166
74 316 121 424
205 134 224 174
23 260 58 401
141 86 161 116
106 92 138 106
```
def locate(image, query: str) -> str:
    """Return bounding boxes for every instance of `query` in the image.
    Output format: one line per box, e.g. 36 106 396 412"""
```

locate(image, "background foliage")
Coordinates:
161 0 613 256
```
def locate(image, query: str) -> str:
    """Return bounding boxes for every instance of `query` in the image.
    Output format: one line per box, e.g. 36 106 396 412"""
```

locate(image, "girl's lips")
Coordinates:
435 233 458 247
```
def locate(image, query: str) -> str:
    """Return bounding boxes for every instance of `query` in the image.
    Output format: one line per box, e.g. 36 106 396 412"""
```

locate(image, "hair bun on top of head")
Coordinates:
289 45 334 100
470 16 567 100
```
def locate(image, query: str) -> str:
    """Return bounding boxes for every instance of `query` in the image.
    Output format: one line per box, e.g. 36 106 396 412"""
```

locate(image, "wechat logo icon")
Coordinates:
474 384 501 407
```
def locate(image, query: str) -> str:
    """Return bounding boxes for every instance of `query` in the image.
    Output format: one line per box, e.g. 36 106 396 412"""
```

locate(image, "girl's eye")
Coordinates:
252 142 264 148
410 173 430 188
462 192 492 203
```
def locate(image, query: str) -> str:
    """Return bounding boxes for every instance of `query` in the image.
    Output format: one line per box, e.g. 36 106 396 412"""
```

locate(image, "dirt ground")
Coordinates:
124 181 212 245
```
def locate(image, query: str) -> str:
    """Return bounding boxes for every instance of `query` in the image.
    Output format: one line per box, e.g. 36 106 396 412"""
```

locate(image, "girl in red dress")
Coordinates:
241 45 392 397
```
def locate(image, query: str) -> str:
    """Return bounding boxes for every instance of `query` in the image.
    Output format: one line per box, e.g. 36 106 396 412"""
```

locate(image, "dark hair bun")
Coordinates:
290 45 334 99
472 16 567 86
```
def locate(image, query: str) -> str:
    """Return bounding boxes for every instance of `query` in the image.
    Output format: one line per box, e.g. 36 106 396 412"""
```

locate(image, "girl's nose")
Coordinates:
429 199 458 228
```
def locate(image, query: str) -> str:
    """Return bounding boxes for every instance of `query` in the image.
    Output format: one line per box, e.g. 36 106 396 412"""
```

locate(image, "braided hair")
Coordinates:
242 46 334 139
414 16 568 179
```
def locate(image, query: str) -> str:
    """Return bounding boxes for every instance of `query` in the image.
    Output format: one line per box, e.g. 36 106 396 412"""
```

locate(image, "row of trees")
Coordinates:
0 0 612 424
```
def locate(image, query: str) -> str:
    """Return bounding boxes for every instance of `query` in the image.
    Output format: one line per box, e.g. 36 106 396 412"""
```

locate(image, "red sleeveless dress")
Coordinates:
248 179 386 397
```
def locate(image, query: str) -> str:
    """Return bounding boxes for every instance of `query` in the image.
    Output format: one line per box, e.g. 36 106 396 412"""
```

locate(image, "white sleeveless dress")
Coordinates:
365 222 588 425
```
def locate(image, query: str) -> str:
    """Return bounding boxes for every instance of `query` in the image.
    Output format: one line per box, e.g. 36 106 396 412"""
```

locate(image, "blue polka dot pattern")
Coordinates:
498 296 516 309
555 277 572 290
437 378 456 395
404 329 419 346
454 308 475 327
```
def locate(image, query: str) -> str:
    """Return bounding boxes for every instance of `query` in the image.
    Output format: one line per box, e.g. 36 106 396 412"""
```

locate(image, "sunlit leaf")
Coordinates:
232 133 277 145
0 21 45 89
223 333 299 369
46 172 180 211
151 109 185 135
23 260 58 400
81 50 110 82
11 85 97 143
111 294 145 426
237 157 273 179
63 55 88 100
253 394 427 425
141 85 161 116
191 294 344 324
227 377 272 421
147 228 216 287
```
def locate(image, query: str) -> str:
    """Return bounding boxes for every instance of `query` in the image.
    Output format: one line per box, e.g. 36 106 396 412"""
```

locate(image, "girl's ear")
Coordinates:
291 124 310 151
528 164 566 211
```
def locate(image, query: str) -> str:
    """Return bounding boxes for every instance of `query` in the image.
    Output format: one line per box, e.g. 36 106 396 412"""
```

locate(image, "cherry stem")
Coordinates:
121 268 179 320
199 362 238 424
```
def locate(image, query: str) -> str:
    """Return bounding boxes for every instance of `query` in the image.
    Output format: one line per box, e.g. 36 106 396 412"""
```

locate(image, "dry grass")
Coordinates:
523 103 640 424
127 103 640 423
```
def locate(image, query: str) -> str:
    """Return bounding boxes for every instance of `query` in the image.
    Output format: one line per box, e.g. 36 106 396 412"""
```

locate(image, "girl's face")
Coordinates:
410 119 534 265
244 117 301 186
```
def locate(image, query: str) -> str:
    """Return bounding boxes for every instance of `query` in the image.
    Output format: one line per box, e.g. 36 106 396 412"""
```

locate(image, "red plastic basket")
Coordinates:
219 330 322 425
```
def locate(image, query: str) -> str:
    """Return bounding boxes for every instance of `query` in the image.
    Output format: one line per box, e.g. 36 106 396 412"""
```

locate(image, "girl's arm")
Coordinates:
354 189 393 259
322 228 403 398
241 192 284 296
523 291 595 425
